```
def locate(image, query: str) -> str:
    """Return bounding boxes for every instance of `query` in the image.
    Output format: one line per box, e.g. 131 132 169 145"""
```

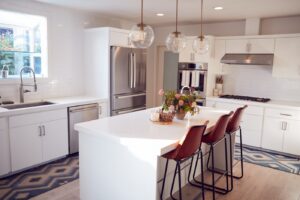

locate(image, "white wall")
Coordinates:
0 0 134 103
222 65 300 102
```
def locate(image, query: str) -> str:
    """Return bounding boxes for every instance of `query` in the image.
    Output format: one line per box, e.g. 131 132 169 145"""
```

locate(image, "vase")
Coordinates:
175 111 186 120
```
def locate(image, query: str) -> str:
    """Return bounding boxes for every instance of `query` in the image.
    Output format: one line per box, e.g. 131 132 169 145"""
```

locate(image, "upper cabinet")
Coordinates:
179 36 213 63
226 38 275 54
109 29 133 48
272 37 300 79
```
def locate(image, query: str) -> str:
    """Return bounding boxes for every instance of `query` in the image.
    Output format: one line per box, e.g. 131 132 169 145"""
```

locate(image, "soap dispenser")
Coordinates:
1 65 9 79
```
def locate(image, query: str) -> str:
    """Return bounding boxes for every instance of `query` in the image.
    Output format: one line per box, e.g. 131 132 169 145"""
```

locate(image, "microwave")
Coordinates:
178 63 208 98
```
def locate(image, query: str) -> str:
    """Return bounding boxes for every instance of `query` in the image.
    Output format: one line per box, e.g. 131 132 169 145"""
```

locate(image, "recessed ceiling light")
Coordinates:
156 13 165 17
214 6 223 10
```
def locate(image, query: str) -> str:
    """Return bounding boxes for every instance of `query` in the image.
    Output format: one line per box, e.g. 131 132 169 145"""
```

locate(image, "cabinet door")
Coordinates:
10 124 43 171
262 117 284 152
240 114 263 147
99 102 108 118
0 128 11 176
110 30 132 48
283 120 300 155
226 39 248 53
272 37 300 79
249 38 274 53
42 119 68 162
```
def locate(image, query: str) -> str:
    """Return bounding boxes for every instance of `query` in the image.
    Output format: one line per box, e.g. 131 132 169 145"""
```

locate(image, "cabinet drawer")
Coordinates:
265 108 300 120
9 109 67 128
215 102 264 116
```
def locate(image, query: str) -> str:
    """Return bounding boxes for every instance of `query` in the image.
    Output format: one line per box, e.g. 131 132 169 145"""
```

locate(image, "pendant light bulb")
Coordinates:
193 0 209 55
129 0 154 48
165 0 186 53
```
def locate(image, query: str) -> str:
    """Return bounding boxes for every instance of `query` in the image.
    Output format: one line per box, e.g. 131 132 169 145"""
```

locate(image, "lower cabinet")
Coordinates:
9 109 68 172
262 117 300 155
0 117 11 176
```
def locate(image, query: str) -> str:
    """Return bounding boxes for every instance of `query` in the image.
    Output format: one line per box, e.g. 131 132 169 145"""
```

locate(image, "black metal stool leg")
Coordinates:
200 151 205 200
231 127 244 179
211 144 216 200
224 137 229 192
228 133 234 191
170 163 178 200
160 159 169 200
177 162 183 200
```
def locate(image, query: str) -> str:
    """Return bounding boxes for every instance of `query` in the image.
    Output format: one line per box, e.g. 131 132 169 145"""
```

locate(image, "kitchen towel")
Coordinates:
191 71 200 87
181 71 190 87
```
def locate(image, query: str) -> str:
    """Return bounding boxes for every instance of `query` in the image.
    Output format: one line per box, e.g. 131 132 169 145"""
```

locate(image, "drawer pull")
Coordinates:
280 113 292 117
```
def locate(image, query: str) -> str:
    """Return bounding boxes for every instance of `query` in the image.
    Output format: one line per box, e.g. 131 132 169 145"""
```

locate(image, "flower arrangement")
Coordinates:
158 89 198 116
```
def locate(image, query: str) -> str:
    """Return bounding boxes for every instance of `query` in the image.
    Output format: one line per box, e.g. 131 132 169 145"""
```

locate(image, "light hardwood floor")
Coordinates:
32 162 300 200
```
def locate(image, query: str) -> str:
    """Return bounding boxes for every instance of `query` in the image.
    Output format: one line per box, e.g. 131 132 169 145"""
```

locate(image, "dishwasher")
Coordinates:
68 103 99 154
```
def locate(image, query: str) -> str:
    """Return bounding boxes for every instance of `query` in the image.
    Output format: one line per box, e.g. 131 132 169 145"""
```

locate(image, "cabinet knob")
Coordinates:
38 126 43 136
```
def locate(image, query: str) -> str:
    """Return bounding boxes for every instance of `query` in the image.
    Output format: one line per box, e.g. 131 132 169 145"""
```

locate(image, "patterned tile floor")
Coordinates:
235 145 300 175
0 154 79 200
0 147 299 200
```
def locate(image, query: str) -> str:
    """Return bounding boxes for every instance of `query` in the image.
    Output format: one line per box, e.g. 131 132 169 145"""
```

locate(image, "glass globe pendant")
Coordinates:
166 32 186 53
165 0 186 53
193 0 209 55
129 0 154 48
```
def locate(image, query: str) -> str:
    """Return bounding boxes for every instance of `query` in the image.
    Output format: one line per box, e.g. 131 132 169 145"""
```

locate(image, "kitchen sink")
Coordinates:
1 101 55 110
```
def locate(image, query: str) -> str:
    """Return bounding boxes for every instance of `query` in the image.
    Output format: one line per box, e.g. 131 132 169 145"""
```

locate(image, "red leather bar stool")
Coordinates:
188 112 233 200
160 122 208 200
226 105 248 189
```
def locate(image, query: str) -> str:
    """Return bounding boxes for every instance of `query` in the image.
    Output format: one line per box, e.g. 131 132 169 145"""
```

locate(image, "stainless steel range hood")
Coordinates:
220 54 274 66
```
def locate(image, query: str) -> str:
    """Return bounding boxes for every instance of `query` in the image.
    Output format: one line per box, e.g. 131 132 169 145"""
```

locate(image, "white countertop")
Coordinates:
207 96 300 110
0 96 108 117
75 107 229 156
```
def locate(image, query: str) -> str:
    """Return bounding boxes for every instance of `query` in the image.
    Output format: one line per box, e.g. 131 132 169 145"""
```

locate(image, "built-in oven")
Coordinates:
178 63 208 103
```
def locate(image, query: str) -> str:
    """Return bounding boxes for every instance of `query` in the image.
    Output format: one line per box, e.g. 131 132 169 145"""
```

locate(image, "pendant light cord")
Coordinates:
200 0 204 41
141 0 144 29
175 0 178 33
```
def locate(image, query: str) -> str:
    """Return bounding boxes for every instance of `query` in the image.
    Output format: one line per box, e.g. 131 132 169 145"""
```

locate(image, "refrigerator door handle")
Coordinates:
129 53 134 89
115 92 146 99
116 107 146 115
133 53 137 88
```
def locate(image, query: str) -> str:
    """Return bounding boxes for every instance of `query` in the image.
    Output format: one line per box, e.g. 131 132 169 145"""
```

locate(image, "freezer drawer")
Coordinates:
111 106 146 116
68 104 99 154
111 92 146 111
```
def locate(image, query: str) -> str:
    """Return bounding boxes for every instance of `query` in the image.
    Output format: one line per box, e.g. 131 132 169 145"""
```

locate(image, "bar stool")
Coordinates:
160 122 208 200
188 112 233 200
226 105 248 187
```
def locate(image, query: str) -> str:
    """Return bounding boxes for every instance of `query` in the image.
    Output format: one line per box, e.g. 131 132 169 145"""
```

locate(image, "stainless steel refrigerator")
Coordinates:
110 46 147 116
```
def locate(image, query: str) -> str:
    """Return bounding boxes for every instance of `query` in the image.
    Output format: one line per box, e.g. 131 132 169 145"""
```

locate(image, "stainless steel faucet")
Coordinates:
20 67 37 103
180 86 191 95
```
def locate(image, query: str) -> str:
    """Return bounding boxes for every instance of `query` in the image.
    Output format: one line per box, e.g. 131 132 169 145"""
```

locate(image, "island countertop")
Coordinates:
75 106 229 156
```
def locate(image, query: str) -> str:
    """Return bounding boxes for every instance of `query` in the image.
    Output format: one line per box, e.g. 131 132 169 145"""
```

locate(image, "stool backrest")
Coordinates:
175 122 208 160
204 112 233 143
226 105 248 133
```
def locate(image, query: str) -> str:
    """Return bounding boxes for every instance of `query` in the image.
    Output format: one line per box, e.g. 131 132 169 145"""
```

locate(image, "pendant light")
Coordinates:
165 0 186 53
192 0 209 54
129 0 154 48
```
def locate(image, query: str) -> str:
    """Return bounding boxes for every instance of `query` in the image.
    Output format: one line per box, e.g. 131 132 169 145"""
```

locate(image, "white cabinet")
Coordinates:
272 37 300 79
226 38 274 54
262 108 300 155
0 118 11 176
206 100 264 147
179 37 212 63
98 102 108 118
109 29 132 48
9 109 68 171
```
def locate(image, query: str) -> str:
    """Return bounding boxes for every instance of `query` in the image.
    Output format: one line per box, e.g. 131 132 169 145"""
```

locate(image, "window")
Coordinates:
0 10 48 79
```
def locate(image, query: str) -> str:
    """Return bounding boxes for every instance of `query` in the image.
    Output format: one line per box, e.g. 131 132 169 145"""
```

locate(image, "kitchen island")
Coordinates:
75 107 231 200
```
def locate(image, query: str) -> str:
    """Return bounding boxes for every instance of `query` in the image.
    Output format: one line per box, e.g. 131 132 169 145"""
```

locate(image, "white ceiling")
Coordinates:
35 0 300 25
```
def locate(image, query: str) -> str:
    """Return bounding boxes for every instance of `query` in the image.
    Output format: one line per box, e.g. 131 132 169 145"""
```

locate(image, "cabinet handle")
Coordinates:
38 126 43 136
42 125 46 136
284 122 288 131
280 113 292 117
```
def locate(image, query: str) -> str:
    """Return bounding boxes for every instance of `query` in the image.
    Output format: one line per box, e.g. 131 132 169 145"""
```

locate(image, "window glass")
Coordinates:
0 10 48 79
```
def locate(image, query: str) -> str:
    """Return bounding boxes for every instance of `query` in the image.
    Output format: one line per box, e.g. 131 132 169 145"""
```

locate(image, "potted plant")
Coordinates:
159 89 198 120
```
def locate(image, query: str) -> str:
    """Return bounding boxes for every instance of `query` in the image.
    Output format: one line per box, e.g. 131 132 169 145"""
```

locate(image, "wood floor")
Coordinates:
31 162 300 200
